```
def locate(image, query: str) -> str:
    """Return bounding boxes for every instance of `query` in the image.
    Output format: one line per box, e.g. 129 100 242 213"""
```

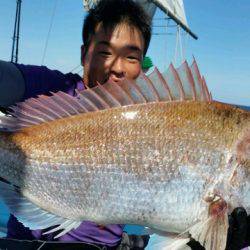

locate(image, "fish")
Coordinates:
0 59 249 250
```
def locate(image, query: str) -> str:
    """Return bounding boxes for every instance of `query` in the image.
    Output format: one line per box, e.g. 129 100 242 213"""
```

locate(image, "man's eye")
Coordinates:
99 51 111 56
127 56 140 61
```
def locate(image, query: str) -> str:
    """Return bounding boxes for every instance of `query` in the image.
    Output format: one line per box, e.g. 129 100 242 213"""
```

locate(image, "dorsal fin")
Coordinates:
190 57 212 102
177 60 196 100
0 59 212 132
147 67 173 101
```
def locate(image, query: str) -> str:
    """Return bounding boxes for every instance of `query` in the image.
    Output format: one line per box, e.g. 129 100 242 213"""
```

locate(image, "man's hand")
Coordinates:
118 233 150 250
226 207 249 250
187 207 250 250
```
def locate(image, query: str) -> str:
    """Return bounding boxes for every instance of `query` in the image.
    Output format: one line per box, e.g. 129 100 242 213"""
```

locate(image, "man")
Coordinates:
0 0 249 249
0 0 150 108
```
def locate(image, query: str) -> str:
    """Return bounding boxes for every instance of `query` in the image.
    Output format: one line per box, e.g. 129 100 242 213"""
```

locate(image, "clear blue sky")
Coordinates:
0 0 249 105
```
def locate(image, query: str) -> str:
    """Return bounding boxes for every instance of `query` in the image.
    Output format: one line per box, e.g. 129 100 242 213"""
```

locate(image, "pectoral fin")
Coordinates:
0 179 81 238
159 195 229 250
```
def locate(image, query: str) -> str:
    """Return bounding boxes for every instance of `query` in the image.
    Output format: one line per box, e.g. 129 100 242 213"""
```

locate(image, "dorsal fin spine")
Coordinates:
57 91 85 113
16 102 54 121
96 82 121 107
183 61 197 100
192 57 202 80
191 59 206 100
8 111 42 125
86 88 111 109
202 77 212 101
9 107 46 123
26 98 58 120
7 115 34 127
49 94 73 116
169 63 185 100
57 91 78 113
126 80 147 103
141 73 161 101
154 67 173 101
34 97 65 119
76 90 99 111
96 83 122 107
69 90 89 112
115 83 135 104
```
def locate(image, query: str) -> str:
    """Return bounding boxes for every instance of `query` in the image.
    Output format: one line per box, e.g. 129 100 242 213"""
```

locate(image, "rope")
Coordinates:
76 68 83 75
174 25 184 65
165 17 169 62
182 31 189 60
41 0 58 65
178 26 183 63
174 25 179 65
69 64 82 73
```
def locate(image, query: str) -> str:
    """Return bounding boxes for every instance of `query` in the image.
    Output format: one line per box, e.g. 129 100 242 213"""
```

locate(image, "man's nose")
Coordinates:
110 57 125 77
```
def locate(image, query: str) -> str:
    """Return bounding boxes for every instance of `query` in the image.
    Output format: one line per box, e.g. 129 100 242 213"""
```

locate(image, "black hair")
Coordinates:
82 0 152 56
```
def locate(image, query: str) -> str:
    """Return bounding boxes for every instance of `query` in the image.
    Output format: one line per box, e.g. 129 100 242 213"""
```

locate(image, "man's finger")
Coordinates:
226 212 235 248
187 238 204 250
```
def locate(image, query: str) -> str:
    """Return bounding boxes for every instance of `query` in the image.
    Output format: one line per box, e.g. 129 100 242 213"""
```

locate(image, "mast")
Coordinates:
11 0 22 63
151 0 197 39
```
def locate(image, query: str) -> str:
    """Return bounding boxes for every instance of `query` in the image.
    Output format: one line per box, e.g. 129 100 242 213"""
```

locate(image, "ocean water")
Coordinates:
236 105 250 111
0 104 249 241
0 200 8 237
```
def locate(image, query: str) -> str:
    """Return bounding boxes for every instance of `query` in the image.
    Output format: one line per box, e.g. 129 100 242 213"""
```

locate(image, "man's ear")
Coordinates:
81 45 86 66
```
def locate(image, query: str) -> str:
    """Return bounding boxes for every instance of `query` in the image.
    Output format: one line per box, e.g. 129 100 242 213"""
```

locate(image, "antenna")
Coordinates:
11 0 22 63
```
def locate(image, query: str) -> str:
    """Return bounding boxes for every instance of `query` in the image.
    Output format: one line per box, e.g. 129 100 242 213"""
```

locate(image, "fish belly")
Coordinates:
19 159 207 233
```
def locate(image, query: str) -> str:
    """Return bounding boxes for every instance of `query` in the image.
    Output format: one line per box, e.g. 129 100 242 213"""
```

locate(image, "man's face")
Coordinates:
81 22 145 88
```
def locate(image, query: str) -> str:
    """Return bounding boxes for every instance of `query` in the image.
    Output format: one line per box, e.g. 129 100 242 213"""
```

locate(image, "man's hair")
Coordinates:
82 0 152 56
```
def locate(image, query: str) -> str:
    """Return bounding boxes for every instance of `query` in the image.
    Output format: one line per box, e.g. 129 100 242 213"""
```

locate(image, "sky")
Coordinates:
0 0 250 106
